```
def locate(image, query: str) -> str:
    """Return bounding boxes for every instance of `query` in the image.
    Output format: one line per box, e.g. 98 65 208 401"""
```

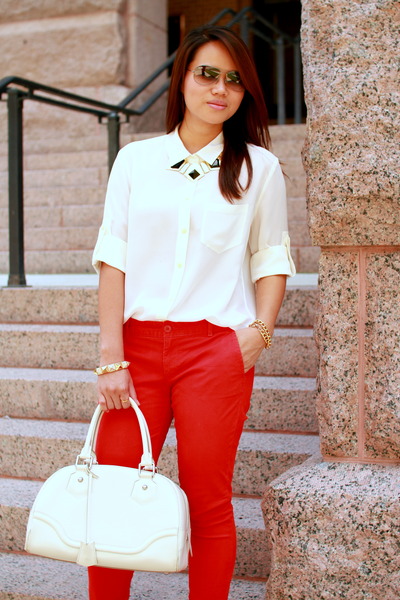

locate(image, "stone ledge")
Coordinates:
0 551 267 599
0 368 317 433
0 324 317 377
0 478 268 579
262 457 400 600
0 417 319 495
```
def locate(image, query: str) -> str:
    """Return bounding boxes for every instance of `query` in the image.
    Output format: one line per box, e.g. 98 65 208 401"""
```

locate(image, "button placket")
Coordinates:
163 191 192 316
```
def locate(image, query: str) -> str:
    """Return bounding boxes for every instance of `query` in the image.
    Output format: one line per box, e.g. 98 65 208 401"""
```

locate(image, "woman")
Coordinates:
90 25 295 600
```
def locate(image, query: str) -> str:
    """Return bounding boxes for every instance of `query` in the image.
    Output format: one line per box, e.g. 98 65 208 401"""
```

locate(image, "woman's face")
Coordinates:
181 41 245 132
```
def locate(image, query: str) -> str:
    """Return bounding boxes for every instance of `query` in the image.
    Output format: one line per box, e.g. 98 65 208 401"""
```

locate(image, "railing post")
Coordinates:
293 36 302 124
240 16 250 46
107 112 120 173
275 37 286 125
7 88 26 286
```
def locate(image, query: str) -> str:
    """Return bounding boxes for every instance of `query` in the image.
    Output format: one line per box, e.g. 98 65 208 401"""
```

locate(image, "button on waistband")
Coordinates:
164 325 172 332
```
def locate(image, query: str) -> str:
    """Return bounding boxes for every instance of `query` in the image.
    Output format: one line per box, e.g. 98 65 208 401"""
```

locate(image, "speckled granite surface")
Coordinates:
315 252 360 458
301 0 399 461
263 0 400 597
301 0 399 247
263 458 400 600
315 249 400 460
364 251 400 459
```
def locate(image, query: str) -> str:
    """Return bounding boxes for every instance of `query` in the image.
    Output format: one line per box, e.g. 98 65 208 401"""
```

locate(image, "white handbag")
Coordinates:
25 399 191 572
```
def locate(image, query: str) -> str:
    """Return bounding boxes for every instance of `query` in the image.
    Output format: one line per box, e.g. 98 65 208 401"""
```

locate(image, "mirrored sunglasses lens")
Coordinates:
193 66 220 85
226 72 243 88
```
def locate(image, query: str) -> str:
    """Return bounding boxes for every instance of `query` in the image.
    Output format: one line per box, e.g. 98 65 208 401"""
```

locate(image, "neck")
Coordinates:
179 119 222 155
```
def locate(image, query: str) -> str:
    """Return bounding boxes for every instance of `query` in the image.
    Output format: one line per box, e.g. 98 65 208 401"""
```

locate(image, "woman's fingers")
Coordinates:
97 369 135 410
235 327 265 372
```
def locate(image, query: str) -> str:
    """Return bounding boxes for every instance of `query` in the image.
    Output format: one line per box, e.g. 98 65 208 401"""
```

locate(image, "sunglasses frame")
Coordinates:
189 65 244 91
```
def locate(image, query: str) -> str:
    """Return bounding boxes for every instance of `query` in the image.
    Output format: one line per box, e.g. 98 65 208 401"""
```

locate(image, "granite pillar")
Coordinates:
262 1 400 598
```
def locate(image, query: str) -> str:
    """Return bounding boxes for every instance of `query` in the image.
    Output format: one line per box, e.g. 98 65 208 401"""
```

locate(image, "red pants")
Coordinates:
88 319 254 600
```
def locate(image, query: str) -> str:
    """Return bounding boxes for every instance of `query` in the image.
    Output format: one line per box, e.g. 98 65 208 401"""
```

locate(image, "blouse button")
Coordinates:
181 228 187 234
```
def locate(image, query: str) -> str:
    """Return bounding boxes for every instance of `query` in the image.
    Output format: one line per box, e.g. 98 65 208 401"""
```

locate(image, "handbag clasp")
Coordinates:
138 463 157 478
75 454 98 477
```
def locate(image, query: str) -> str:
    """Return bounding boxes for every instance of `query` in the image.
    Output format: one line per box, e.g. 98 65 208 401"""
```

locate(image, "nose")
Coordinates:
211 76 228 94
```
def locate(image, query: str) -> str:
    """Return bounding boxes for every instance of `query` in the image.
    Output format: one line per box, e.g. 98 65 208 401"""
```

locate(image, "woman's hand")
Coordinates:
235 327 266 372
97 368 139 411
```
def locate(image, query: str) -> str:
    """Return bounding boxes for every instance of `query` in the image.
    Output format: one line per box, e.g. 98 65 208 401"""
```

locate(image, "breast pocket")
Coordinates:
201 204 249 254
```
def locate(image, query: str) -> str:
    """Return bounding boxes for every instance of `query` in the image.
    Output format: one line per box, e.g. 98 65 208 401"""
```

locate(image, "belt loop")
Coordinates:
208 322 213 336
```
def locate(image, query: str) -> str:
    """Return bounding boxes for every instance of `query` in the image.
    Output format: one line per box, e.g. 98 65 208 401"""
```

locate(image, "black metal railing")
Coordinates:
1 6 302 286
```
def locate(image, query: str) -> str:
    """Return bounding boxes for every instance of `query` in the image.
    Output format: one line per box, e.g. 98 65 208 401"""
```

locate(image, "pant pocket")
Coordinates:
229 330 246 374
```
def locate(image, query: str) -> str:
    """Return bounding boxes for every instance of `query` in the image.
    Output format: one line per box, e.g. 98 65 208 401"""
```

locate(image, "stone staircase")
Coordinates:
0 123 319 274
0 124 320 599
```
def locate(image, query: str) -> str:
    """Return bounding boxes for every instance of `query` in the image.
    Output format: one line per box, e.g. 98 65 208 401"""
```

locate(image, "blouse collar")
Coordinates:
166 126 224 167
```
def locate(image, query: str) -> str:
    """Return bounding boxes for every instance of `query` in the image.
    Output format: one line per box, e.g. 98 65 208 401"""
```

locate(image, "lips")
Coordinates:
207 100 228 110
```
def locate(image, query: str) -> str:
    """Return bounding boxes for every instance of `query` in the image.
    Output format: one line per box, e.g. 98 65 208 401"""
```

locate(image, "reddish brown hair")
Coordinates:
166 26 271 201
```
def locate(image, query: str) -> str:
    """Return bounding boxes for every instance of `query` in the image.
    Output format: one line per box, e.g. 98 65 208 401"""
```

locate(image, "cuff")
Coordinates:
250 233 296 283
92 224 127 274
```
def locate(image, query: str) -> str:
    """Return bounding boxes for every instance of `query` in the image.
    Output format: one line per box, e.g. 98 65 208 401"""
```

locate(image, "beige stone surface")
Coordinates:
125 0 167 86
0 13 125 88
364 251 400 459
301 0 400 246
263 458 400 600
0 0 124 23
315 251 359 457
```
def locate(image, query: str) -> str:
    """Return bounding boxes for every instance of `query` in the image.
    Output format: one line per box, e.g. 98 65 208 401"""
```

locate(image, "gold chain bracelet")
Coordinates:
248 319 272 349
94 361 131 376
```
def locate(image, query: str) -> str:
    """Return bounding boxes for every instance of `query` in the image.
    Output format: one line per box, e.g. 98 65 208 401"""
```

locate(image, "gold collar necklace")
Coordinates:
169 154 221 181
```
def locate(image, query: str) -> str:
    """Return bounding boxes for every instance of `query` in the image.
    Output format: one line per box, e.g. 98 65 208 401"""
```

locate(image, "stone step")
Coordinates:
291 245 320 273
0 206 310 247
0 249 94 274
0 167 304 201
0 478 268 579
0 123 305 156
0 279 318 327
0 226 99 252
0 220 312 250
0 245 319 274
0 204 102 229
0 418 319 496
0 128 305 172
0 147 305 179
0 369 317 433
0 551 267 600
0 324 317 377
0 149 107 174
287 221 312 247
0 166 108 190
287 196 308 221
0 186 104 208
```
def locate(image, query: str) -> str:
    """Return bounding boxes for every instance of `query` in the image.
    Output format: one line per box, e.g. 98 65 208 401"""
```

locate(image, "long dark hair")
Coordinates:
166 26 271 201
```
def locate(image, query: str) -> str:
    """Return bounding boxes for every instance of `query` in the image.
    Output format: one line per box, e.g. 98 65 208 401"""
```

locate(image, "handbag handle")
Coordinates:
77 398 154 471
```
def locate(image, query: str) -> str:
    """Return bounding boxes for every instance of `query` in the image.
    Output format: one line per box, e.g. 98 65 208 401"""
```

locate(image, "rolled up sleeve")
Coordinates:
92 147 131 274
249 158 296 283
92 224 127 274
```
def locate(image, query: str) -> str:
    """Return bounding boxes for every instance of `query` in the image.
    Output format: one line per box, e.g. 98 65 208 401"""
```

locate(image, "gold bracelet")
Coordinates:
248 319 272 349
94 361 131 376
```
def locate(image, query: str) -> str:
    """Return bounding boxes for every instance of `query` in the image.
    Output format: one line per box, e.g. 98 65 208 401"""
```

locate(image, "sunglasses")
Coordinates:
189 65 244 91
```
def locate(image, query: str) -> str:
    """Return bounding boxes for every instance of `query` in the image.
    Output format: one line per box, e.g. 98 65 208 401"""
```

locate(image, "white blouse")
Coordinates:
92 128 296 329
